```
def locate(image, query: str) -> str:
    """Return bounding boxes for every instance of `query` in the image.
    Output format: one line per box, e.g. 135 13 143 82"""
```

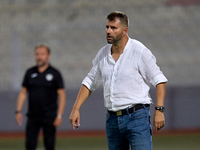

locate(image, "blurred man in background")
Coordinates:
16 44 66 150
70 11 167 150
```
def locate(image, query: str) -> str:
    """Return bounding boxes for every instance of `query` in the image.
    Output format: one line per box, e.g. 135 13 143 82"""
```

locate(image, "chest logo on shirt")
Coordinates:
46 73 53 81
31 73 38 78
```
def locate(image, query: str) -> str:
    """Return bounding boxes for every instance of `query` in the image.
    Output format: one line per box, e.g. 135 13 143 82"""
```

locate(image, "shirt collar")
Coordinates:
108 37 131 56
37 64 51 74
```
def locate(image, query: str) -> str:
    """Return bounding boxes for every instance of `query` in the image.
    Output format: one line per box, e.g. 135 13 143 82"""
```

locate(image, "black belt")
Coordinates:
108 104 150 116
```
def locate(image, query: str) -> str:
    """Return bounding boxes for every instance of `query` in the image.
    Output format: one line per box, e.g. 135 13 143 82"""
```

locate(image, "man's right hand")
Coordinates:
16 113 23 126
69 109 80 130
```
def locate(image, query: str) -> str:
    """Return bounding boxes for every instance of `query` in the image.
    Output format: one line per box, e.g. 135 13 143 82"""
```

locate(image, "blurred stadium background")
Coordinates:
0 0 200 149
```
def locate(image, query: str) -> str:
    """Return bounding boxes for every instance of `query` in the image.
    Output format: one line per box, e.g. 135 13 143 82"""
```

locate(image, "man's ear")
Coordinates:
48 54 51 59
123 27 128 36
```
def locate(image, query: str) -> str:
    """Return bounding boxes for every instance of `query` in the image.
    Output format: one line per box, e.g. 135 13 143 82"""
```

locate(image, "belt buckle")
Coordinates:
116 111 122 116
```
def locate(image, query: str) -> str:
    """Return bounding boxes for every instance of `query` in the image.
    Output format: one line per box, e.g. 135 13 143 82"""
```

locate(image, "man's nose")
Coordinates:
106 27 111 34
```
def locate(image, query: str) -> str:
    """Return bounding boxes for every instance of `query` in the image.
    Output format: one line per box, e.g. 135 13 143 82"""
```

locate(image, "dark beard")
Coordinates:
37 61 47 67
107 32 123 44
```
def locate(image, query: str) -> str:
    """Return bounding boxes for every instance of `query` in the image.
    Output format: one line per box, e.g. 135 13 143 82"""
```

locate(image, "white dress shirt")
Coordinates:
82 38 168 111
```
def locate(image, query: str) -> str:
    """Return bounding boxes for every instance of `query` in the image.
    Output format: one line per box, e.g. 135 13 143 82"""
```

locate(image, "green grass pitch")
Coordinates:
0 134 200 150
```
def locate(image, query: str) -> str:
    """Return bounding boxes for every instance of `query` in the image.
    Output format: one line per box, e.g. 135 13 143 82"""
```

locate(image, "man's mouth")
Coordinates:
37 60 42 63
107 36 113 40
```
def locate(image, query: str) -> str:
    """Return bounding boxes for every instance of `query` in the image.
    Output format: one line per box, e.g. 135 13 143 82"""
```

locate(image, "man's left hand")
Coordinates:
53 117 62 127
153 110 165 131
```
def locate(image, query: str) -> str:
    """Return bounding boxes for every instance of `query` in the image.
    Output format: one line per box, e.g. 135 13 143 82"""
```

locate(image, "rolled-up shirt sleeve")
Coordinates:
139 48 168 87
82 54 102 91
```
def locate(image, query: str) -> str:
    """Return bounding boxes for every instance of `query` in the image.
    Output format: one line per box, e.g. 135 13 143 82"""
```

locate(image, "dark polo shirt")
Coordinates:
22 65 64 117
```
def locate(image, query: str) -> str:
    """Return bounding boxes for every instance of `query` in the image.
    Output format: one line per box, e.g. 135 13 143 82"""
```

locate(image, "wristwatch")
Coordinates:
57 114 62 119
155 106 165 112
15 111 21 114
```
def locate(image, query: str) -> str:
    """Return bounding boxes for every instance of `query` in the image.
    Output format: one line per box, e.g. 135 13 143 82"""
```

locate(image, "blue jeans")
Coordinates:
106 105 152 150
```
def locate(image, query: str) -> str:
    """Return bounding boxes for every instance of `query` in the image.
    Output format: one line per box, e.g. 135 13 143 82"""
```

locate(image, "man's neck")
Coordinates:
38 63 49 73
111 36 129 54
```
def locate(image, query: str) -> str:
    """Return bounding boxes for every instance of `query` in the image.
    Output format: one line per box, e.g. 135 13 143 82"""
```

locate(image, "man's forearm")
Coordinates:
72 85 92 110
16 87 27 126
57 89 66 116
69 85 92 129
16 87 27 111
156 82 166 106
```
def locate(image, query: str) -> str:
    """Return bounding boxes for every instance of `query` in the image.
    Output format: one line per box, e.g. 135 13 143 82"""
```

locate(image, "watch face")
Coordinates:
160 108 164 112
155 106 165 112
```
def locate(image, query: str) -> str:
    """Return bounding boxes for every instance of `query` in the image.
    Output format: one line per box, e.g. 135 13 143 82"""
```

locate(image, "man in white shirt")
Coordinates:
69 11 167 150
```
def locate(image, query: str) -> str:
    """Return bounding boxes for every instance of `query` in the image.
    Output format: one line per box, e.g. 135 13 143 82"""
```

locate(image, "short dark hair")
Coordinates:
34 43 51 54
107 11 129 27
